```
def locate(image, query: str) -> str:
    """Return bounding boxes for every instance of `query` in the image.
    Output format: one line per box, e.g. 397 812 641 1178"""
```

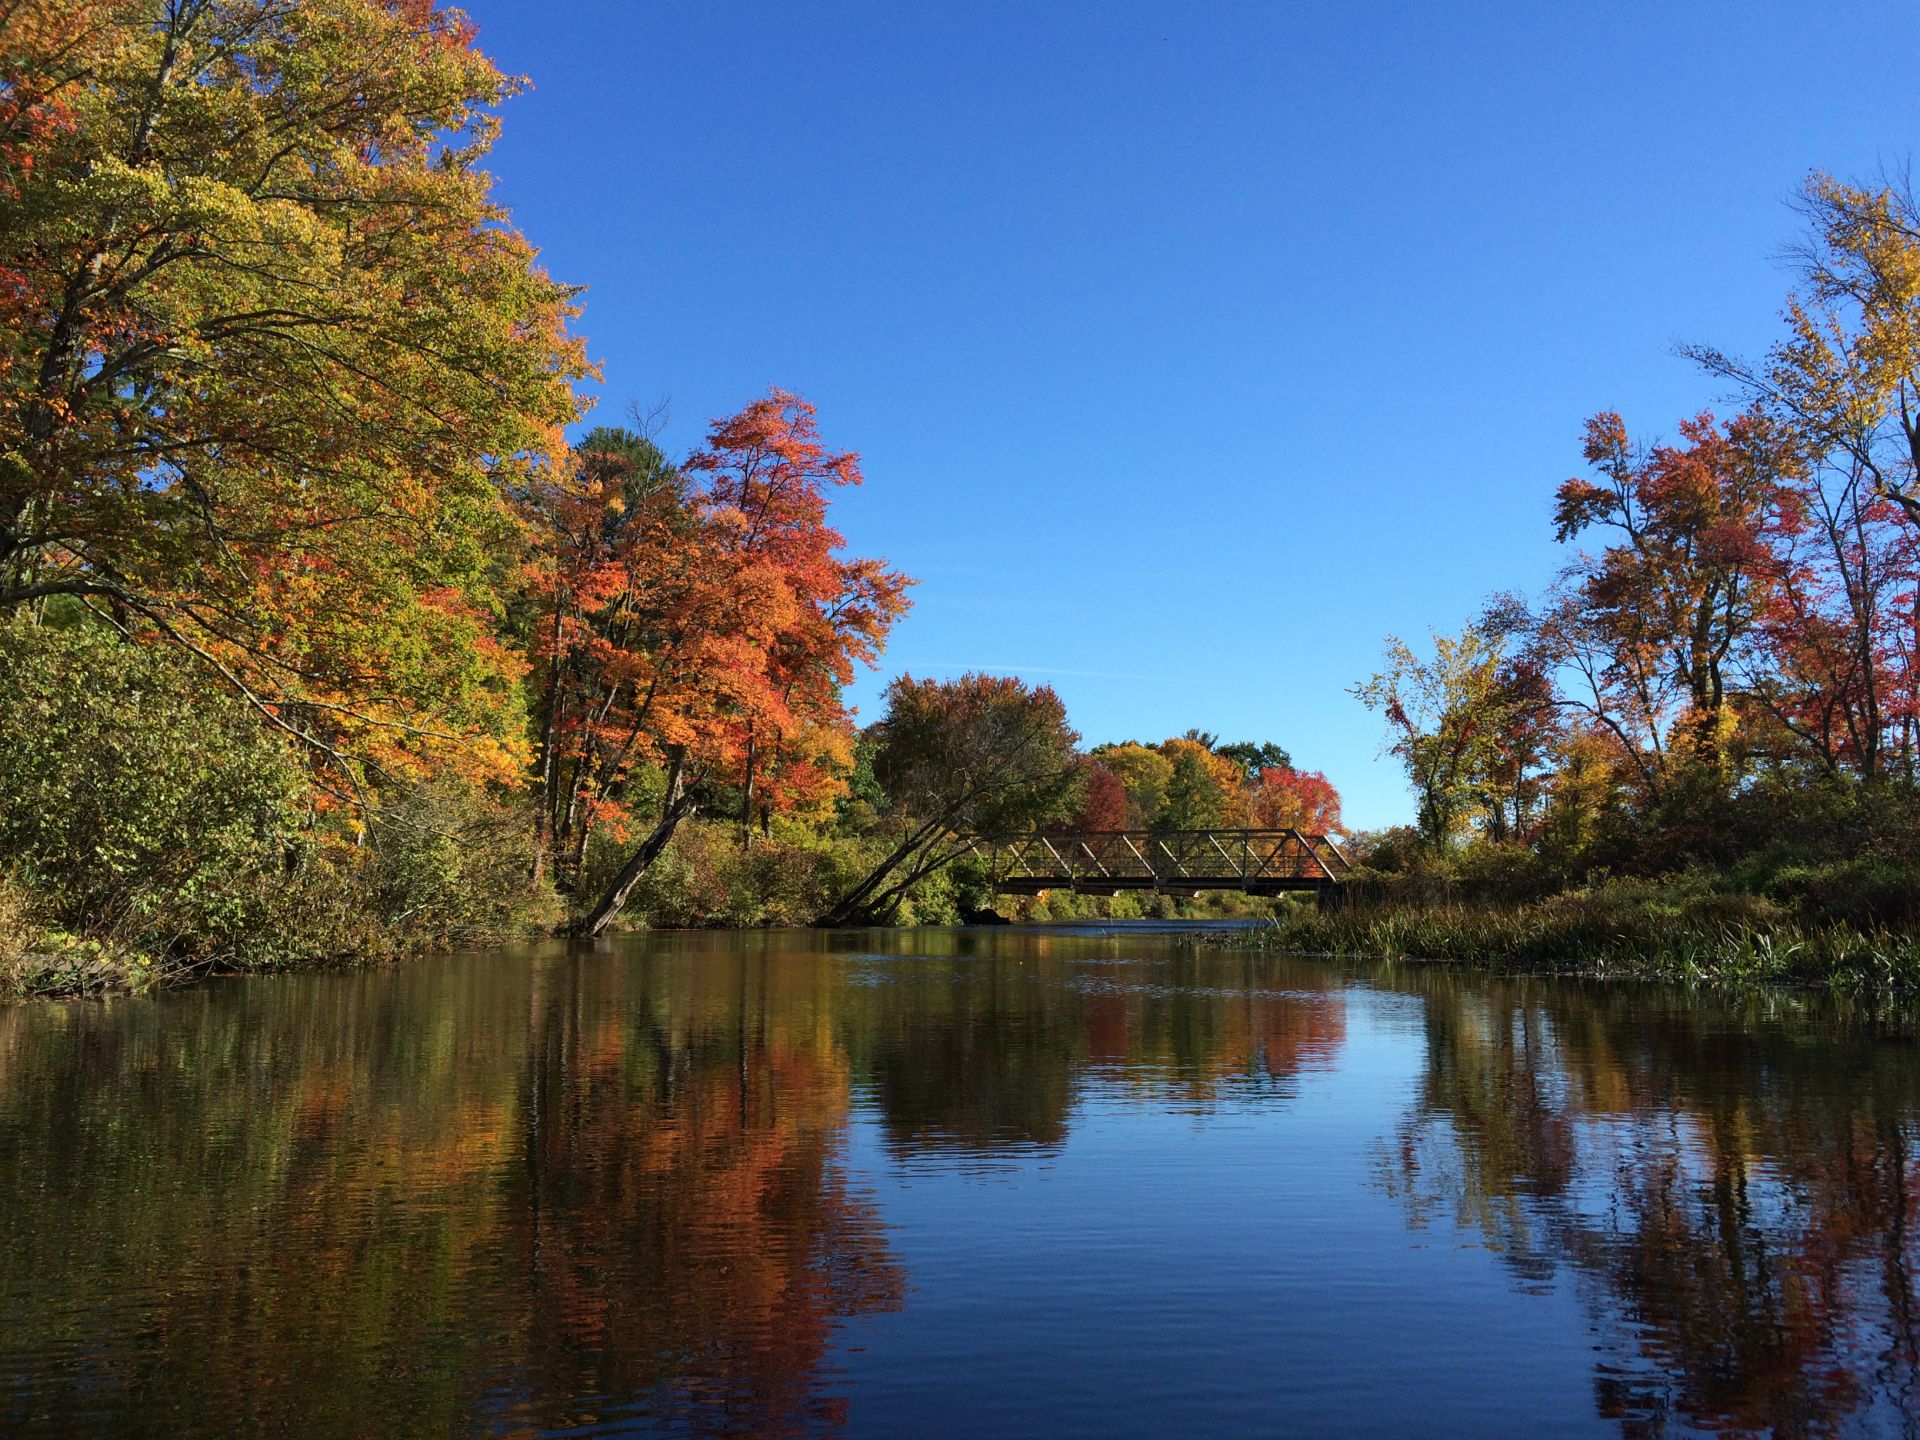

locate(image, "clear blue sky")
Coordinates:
459 0 1915 831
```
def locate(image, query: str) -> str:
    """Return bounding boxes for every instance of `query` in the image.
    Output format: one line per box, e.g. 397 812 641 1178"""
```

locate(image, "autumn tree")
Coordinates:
1089 742 1174 829
1691 172 1920 532
1247 767 1342 833
1469 596 1559 843
1353 621 1519 849
1083 735 1323 834
1215 740 1293 782
1066 757 1130 831
1743 446 1919 780
517 426 693 889
1688 172 1920 780
1156 736 1233 830
524 394 910 938
0 0 587 789
1546 410 1786 785
817 673 1081 926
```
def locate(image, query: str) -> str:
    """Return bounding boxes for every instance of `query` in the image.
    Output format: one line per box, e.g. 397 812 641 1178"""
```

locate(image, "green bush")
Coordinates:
1759 858 1920 930
0 619 304 956
0 621 556 988
359 783 556 947
1229 875 1920 990
580 818 898 929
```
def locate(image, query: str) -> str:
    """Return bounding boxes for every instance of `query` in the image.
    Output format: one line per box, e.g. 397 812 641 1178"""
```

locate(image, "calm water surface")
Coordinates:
3 925 1919 1437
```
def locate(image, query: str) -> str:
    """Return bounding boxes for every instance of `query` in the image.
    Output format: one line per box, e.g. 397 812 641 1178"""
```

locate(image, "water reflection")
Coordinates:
0 947 905 1437
0 933 1915 1436
1386 974 1920 1437
852 940 1348 1162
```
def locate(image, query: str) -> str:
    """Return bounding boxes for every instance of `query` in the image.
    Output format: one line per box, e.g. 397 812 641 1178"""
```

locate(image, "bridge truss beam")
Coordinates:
973 829 1350 897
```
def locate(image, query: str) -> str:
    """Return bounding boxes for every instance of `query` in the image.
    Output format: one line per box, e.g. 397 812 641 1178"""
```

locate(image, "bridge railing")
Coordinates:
971 829 1350 888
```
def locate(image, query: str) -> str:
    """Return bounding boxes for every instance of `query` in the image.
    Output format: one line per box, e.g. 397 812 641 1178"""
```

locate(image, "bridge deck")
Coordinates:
974 829 1350 897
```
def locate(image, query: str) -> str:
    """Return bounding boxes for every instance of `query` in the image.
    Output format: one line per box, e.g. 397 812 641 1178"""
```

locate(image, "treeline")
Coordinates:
0 3 1339 992
1341 172 1920 974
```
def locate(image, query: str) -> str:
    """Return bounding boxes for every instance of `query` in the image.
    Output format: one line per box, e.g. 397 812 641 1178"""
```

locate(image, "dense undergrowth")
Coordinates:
0 622 1245 1000
0 624 555 999
1235 855 1920 990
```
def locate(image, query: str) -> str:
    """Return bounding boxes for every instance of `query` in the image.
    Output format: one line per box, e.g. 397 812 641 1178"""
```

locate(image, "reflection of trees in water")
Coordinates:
0 938 1357 1435
1077 954 1347 1107
857 948 1347 1158
507 953 905 1437
1387 975 1920 1437
860 956 1082 1155
0 950 903 1438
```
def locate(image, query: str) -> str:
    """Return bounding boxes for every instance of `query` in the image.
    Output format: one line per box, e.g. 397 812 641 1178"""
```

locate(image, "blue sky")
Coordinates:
460 0 1916 830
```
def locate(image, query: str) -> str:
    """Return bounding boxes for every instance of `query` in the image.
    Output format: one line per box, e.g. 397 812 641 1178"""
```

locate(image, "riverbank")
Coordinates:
1229 884 1920 989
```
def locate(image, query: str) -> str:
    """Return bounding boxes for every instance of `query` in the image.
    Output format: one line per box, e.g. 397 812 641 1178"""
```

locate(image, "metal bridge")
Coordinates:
973 829 1351 898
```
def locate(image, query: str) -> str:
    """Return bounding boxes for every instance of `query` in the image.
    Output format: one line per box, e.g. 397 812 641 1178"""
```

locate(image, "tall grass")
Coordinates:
1236 889 1920 990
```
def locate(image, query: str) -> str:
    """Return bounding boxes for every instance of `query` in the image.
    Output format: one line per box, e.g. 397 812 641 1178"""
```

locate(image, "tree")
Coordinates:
527 394 910 937
1743 447 1919 781
1156 736 1231 830
1549 410 1786 779
690 392 910 847
1352 622 1515 849
1088 742 1173 829
0 0 588 790
1469 596 1559 843
1247 767 1342 833
1214 740 1293 782
1066 757 1129 831
1687 173 1920 781
1690 172 1920 532
517 426 694 891
817 673 1081 926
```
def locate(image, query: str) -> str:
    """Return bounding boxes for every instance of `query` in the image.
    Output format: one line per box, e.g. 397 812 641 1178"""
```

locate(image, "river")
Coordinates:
2 925 1916 1437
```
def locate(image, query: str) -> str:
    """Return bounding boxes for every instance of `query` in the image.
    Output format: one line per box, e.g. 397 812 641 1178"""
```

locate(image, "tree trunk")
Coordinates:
739 726 755 848
816 824 937 927
816 815 965 927
573 754 697 939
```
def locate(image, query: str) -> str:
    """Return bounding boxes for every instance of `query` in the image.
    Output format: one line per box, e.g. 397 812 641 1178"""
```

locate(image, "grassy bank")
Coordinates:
1231 881 1920 990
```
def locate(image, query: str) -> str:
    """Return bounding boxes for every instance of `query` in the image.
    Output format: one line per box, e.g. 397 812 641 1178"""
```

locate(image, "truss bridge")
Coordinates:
975 829 1350 899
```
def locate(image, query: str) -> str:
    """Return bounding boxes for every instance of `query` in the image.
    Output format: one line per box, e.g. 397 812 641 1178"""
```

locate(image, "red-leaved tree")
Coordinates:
521 392 910 935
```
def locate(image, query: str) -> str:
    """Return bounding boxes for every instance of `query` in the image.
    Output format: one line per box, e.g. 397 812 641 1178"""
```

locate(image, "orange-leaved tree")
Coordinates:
1247 768 1342 832
521 393 910 937
1544 410 1789 794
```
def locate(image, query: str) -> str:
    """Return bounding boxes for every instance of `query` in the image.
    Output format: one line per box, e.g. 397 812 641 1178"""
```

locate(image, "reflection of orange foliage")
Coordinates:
0 953 907 1438
511 957 905 1436
1083 989 1130 1064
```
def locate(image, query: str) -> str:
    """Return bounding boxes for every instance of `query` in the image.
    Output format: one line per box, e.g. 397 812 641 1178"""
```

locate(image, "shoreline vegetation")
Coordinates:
7 7 1920 1001
1229 884 1920 991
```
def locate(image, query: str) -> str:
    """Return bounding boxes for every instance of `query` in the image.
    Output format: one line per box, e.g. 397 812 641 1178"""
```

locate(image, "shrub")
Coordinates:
359 783 556 948
0 872 36 972
0 621 555 983
0 620 303 956
580 819 893 929
1760 859 1920 930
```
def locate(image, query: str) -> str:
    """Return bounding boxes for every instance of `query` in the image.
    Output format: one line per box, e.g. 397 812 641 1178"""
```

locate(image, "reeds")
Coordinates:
1233 892 1920 990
